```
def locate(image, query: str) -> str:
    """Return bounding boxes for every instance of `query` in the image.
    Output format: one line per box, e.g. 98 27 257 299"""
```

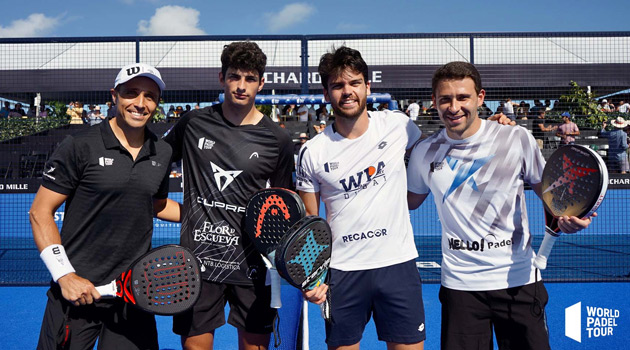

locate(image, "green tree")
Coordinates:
556 81 607 128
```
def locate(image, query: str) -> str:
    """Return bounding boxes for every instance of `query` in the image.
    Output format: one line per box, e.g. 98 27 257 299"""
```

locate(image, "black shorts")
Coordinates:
37 282 158 350
172 279 277 336
439 281 550 350
325 259 426 347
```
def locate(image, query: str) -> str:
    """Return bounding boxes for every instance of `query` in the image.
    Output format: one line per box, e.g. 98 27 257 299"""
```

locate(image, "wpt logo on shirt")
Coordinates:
565 302 620 343
198 137 215 150
98 157 114 167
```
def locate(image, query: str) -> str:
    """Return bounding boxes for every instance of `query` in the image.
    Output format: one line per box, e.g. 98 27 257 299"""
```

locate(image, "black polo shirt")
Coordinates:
164 104 294 285
42 120 172 285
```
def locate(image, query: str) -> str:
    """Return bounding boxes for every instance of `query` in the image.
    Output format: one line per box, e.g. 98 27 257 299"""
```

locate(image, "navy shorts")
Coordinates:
325 259 426 346
439 281 550 350
173 279 276 337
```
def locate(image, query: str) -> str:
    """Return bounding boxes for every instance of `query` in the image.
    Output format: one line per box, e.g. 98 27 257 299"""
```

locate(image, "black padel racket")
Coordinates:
534 145 608 270
244 188 306 308
95 244 201 315
276 215 333 322
276 216 332 291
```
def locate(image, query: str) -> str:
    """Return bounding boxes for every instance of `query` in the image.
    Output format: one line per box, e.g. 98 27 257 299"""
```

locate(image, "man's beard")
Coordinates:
331 97 367 120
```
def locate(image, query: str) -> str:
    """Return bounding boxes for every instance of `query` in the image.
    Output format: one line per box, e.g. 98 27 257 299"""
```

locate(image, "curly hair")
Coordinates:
432 61 482 94
318 46 369 90
221 41 267 79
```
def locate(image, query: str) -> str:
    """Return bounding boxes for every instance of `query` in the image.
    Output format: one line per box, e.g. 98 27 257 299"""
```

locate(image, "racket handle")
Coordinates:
269 268 282 309
534 231 560 270
95 280 117 297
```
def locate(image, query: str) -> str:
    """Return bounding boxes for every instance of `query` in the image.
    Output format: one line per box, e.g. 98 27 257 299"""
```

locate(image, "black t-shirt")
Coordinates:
532 117 547 140
42 120 172 285
164 105 294 285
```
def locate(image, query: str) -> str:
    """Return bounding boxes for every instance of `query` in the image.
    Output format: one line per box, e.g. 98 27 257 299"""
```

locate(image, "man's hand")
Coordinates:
488 113 516 126
558 212 597 234
302 283 328 305
57 273 100 306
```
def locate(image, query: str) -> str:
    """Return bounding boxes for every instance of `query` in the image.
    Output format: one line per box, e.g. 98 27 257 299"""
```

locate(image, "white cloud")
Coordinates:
264 3 316 33
0 13 61 38
137 6 206 36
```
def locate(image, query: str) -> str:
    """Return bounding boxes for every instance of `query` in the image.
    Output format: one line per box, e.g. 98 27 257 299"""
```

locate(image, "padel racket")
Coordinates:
244 188 306 308
276 215 333 321
276 216 331 291
95 244 201 315
534 145 608 270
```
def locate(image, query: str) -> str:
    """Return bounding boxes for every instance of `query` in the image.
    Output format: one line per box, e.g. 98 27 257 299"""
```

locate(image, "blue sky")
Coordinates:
0 0 628 38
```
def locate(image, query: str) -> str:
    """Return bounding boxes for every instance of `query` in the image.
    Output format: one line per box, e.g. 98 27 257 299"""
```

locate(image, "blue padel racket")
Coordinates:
534 145 608 270
244 188 306 308
95 244 201 315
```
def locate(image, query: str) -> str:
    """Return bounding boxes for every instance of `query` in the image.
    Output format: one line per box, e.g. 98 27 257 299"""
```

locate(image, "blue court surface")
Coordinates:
1 282 628 349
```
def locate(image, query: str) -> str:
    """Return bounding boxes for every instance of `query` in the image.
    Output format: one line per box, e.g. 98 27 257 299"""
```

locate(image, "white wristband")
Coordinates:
40 244 76 282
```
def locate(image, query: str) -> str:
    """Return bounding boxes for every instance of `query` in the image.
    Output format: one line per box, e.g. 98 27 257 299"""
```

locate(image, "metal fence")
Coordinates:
1 32 629 285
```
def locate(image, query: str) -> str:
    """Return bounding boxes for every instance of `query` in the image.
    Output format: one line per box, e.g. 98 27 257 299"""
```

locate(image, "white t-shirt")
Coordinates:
407 103 420 120
297 110 422 271
407 120 545 291
298 105 309 122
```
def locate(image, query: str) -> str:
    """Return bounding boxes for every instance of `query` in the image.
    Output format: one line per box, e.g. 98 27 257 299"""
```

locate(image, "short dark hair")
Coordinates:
221 41 267 79
318 46 369 90
432 61 482 95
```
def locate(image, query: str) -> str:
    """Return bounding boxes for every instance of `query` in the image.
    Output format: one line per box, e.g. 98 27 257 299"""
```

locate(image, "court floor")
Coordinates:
1 282 627 349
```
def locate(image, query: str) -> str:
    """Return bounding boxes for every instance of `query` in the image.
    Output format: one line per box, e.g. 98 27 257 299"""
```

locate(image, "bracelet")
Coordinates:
40 244 76 282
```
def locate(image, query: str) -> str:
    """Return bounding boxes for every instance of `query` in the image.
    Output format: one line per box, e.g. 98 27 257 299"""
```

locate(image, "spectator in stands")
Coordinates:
174 105 183 118
478 102 492 119
598 99 613 113
0 101 10 118
308 104 317 121
106 101 116 117
530 99 544 116
297 104 309 122
533 110 557 149
30 63 179 350
13 103 27 117
516 101 529 119
316 104 328 121
556 111 580 145
182 104 192 117
601 117 629 174
406 99 420 121
67 102 84 125
502 98 517 120
283 103 296 120
617 100 630 114
89 106 105 126
426 102 438 119
544 99 552 111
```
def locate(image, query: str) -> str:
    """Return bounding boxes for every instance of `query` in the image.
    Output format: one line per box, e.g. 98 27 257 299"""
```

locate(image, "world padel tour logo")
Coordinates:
565 302 620 343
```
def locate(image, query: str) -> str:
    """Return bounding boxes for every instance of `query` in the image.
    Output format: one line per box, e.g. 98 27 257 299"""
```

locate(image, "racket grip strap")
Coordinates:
269 269 282 309
40 244 76 282
534 232 560 270
95 280 117 297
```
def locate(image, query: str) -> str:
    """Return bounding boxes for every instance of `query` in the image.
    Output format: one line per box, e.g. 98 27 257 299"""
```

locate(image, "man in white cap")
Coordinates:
30 62 181 350
601 117 629 173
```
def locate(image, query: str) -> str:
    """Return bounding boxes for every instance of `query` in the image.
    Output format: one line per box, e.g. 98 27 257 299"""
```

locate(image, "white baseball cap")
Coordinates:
114 63 165 93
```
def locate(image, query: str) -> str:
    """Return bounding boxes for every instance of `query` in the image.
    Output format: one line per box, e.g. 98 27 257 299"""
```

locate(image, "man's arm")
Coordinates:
30 186 100 306
153 198 182 222
408 191 429 210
